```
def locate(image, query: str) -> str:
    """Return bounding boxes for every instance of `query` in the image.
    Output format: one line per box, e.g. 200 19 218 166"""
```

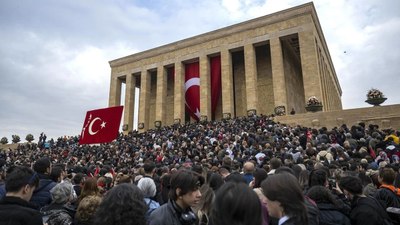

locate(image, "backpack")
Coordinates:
364 197 394 225
380 186 400 224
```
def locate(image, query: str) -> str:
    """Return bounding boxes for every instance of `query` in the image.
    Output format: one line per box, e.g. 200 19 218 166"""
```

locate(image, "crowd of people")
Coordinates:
0 114 399 225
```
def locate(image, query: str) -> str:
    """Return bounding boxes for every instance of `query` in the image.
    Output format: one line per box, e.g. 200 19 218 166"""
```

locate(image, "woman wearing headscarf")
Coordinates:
137 177 160 218
41 181 76 225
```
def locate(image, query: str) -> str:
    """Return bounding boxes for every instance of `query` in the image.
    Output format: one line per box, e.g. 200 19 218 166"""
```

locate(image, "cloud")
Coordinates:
0 26 137 139
0 0 399 140
318 0 400 108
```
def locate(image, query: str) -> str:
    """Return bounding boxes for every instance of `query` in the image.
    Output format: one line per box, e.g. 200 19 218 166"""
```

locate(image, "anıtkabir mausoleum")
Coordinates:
109 2 342 131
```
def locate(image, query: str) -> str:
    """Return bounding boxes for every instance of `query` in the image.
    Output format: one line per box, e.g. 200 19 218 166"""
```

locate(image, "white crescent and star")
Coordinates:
194 108 201 119
88 117 106 135
185 77 200 92
184 77 201 119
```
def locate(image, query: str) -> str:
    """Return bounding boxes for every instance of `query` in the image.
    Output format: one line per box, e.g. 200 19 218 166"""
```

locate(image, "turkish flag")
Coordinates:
210 56 221 118
185 62 200 120
79 106 123 145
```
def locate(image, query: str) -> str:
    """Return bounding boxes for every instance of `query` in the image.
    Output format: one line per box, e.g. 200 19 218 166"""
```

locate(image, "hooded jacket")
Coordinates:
316 202 351 225
30 173 57 209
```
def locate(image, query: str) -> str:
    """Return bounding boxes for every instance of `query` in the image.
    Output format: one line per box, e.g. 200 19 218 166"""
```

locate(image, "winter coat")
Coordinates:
305 196 320 225
0 196 43 225
374 186 400 225
41 203 75 225
148 200 196 225
363 183 378 197
30 174 57 209
74 220 93 225
243 173 254 185
0 182 5 200
350 196 393 225
316 203 351 225
145 197 160 218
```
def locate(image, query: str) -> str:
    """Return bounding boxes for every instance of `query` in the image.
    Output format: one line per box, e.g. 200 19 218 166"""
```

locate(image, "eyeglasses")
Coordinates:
27 172 38 185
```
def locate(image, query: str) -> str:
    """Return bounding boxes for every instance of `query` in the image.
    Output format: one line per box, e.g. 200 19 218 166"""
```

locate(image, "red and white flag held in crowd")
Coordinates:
185 62 200 120
79 106 123 145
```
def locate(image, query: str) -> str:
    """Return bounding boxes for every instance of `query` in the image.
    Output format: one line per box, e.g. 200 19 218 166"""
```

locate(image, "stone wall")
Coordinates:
149 71 157 129
256 45 275 115
282 38 305 114
275 104 400 130
166 72 174 126
232 51 247 117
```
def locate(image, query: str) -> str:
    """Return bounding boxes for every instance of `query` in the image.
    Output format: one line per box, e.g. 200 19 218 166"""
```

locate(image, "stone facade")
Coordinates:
109 2 342 132
275 104 400 130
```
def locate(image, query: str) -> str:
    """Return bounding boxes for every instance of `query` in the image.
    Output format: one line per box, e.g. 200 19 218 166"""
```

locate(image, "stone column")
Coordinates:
200 55 211 121
299 31 323 107
155 65 166 127
123 73 136 133
270 37 288 111
244 44 258 115
221 49 234 119
108 72 122 107
320 56 329 111
138 69 151 130
174 61 185 124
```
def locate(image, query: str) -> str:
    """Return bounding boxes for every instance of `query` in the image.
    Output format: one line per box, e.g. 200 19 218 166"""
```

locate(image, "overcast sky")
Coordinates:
1 0 399 141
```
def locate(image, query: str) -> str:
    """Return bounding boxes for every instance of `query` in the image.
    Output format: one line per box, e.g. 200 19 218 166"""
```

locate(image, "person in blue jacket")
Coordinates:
30 157 57 209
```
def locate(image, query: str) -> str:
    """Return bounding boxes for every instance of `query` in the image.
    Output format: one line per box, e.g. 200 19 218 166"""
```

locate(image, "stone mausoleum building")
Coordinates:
108 2 342 131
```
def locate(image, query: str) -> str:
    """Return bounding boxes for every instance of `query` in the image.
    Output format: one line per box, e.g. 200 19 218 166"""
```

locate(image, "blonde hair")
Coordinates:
76 195 102 222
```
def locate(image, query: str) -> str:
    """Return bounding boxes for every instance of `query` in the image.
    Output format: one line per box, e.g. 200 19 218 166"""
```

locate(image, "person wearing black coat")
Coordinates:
306 185 351 225
316 203 351 225
0 196 43 225
339 176 393 225
374 167 400 225
0 166 42 225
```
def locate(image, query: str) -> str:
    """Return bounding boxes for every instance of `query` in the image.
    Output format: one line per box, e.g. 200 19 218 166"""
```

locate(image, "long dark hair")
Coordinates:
169 169 204 201
261 173 308 225
306 185 340 208
92 183 147 225
210 182 262 225
253 167 268 188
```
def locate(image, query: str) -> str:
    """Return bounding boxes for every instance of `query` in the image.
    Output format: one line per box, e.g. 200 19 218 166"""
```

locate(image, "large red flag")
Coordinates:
185 62 200 121
79 106 123 145
210 56 221 118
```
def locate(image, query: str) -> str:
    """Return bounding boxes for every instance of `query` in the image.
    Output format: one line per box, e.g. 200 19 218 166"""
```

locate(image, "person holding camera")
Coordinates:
306 185 351 225
148 169 204 225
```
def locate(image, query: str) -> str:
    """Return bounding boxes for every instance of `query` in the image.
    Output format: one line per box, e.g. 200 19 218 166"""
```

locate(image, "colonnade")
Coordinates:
108 3 342 132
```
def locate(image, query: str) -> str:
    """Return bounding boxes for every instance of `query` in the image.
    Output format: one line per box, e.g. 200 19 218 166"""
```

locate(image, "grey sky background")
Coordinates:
1 0 399 141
